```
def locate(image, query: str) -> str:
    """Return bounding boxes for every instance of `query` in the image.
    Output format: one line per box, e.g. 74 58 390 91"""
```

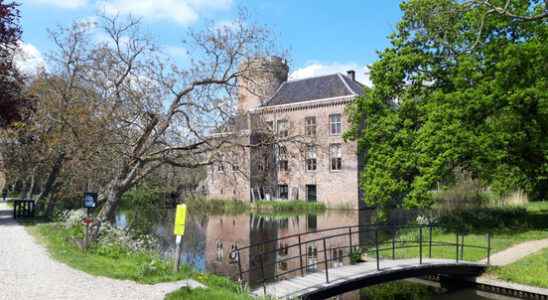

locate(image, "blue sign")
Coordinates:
84 192 97 209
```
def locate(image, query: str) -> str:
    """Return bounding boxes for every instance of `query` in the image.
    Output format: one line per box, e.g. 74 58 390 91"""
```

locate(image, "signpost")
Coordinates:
173 204 187 272
83 192 97 249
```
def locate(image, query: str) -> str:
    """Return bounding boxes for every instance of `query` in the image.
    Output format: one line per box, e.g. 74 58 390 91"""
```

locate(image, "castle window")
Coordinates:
277 119 288 137
217 163 225 172
278 184 288 199
306 145 317 171
329 114 342 135
266 121 274 131
330 144 342 171
305 116 316 137
277 145 288 172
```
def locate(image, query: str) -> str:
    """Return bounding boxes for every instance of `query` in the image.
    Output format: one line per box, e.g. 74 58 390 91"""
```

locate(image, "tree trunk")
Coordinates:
26 167 36 200
41 151 65 219
89 183 124 241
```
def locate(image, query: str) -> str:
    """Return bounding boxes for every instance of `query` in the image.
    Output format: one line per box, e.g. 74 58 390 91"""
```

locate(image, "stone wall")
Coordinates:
259 99 360 209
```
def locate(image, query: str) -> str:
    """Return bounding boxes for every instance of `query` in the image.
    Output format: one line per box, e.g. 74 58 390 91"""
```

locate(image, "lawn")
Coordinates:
492 248 548 288
364 228 548 263
27 222 193 284
26 222 258 299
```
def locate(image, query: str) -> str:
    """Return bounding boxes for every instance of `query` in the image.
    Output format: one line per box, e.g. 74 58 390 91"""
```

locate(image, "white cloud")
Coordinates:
14 43 46 75
290 62 372 87
98 0 232 25
27 0 88 9
163 45 188 61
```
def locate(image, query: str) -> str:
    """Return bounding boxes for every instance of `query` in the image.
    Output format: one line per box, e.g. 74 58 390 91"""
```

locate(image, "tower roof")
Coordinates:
262 73 364 107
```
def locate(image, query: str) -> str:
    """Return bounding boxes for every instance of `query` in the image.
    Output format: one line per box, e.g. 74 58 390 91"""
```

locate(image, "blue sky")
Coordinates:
18 0 403 85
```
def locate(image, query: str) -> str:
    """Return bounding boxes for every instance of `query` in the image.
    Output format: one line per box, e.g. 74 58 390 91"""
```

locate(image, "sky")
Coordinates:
18 0 403 86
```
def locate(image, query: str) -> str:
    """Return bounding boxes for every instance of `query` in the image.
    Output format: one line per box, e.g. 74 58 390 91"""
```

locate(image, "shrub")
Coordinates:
436 207 529 232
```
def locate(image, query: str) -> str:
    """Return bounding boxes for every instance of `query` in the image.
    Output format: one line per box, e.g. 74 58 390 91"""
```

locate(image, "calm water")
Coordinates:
115 208 517 300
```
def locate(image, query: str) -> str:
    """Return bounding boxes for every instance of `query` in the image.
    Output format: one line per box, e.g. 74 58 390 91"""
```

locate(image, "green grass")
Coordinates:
25 221 258 299
26 222 193 284
165 273 256 300
492 248 548 288
524 201 548 213
369 228 548 262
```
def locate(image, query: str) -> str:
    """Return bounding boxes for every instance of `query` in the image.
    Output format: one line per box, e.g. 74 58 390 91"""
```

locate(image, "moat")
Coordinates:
116 207 520 299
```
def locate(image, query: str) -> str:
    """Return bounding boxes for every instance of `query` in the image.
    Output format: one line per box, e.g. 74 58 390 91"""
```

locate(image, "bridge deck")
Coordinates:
251 258 485 299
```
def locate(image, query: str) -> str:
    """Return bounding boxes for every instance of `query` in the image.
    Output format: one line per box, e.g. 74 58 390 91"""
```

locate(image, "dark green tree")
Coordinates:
346 0 548 209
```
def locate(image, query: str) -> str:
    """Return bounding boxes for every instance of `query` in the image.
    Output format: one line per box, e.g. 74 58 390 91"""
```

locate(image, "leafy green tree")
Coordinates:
346 0 548 209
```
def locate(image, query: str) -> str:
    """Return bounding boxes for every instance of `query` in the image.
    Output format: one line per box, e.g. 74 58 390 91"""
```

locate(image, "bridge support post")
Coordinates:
428 225 432 258
460 235 465 261
455 233 459 263
391 230 396 260
260 254 266 296
487 233 491 265
322 238 329 283
375 229 380 271
419 226 423 264
348 227 353 257
298 234 304 276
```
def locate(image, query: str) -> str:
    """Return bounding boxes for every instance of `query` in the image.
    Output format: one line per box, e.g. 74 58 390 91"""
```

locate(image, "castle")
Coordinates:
205 57 365 209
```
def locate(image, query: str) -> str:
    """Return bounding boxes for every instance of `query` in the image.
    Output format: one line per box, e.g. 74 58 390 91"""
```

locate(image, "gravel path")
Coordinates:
480 237 548 266
0 203 203 300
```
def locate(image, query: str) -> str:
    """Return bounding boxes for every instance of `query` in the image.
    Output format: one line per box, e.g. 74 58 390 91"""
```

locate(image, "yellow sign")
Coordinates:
173 204 187 236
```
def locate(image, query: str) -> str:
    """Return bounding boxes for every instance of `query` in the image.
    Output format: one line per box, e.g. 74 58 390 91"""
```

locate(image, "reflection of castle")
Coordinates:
204 211 362 285
205 56 366 209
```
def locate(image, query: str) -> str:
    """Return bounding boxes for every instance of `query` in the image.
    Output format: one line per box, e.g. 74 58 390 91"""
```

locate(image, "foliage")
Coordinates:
492 248 548 288
436 207 531 232
0 0 30 128
345 0 548 210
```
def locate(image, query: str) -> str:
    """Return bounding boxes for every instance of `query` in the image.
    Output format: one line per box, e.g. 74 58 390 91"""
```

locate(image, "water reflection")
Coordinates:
116 208 518 299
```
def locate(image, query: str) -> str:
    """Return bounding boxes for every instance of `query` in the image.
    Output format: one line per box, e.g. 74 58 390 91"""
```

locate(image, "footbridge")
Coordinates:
229 224 492 299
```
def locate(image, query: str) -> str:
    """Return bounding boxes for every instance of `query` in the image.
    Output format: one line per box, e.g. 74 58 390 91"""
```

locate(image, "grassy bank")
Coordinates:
492 248 548 288
373 228 548 262
25 221 257 299
185 197 327 215
27 222 192 284
165 274 254 300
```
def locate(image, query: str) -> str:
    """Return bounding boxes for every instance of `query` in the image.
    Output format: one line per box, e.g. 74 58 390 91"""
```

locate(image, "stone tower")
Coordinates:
238 56 289 112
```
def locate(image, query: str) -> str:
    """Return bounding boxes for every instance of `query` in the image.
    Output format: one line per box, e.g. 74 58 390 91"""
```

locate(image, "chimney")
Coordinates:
346 70 356 81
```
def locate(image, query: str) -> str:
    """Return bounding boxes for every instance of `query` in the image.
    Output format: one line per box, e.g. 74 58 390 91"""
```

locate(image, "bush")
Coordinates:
437 207 529 232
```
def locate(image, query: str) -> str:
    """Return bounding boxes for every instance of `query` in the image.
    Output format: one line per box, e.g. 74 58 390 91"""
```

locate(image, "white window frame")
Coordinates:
329 114 342 135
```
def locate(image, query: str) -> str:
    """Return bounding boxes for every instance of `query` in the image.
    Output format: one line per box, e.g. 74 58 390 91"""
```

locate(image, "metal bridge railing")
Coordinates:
229 224 492 295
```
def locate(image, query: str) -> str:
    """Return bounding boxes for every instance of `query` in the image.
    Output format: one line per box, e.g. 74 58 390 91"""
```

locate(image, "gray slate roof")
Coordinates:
263 73 364 107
